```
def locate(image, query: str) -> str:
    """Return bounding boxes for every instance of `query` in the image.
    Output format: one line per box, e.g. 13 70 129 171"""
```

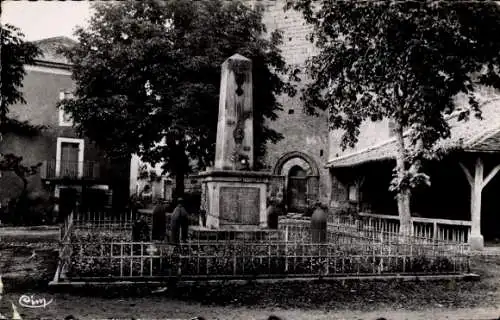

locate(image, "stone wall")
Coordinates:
253 0 317 65
250 0 331 203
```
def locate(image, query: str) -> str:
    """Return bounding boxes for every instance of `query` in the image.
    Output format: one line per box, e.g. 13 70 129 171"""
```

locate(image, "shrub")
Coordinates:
0 191 56 226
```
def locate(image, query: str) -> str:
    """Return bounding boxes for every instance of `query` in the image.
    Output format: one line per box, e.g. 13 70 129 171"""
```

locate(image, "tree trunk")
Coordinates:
110 156 131 212
174 168 185 199
22 177 28 195
394 121 412 236
397 189 412 236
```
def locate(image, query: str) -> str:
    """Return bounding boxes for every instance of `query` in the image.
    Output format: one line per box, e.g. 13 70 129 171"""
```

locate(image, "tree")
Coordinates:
0 154 41 193
0 24 42 193
61 0 297 198
289 1 500 235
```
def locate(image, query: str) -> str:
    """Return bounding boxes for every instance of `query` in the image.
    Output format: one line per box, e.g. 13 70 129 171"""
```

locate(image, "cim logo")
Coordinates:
18 294 53 309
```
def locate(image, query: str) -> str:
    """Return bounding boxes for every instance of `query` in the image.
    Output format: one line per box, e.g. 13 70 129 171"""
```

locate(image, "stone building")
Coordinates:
251 0 330 212
0 37 129 217
327 89 500 248
252 0 500 248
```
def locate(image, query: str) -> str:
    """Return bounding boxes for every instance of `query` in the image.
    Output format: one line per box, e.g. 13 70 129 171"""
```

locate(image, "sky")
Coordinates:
1 1 93 41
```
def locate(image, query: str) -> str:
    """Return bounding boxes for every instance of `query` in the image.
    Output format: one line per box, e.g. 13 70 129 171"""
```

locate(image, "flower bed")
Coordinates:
63 236 469 280
69 228 131 243
66 242 173 278
56 220 472 282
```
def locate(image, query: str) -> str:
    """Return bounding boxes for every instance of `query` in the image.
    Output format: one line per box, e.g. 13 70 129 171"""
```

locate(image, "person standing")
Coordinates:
132 211 151 242
171 198 189 243
152 199 168 241
139 184 153 208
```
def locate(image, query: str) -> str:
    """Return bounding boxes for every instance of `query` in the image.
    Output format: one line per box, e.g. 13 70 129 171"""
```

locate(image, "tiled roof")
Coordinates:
327 94 500 168
31 36 77 65
469 130 500 151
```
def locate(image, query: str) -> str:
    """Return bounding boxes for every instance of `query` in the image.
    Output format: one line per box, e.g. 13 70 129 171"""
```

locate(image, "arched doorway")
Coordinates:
287 165 308 212
272 151 320 213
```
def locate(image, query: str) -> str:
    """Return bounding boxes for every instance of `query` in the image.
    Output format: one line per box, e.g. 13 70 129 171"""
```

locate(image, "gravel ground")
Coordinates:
0 254 498 319
0 296 499 320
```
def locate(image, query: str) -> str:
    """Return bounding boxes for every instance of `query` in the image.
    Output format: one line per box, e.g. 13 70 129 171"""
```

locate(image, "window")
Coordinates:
59 90 74 126
56 137 84 178
288 109 295 114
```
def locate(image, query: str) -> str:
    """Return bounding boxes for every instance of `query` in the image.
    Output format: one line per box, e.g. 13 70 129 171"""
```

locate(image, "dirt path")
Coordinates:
0 294 498 320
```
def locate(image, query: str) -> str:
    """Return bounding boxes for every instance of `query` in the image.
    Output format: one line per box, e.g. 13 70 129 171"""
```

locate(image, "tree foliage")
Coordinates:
62 0 297 196
0 23 42 189
289 0 500 233
1 24 40 120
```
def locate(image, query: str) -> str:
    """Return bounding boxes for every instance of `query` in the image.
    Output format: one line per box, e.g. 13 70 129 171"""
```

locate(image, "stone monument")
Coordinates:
198 54 271 229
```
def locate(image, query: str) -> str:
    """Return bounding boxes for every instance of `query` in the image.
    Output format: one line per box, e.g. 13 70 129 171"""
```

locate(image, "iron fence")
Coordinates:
73 210 140 229
54 211 472 283
60 239 470 281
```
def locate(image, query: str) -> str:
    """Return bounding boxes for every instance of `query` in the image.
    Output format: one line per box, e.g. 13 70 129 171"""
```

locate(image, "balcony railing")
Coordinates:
41 160 106 180
347 212 471 244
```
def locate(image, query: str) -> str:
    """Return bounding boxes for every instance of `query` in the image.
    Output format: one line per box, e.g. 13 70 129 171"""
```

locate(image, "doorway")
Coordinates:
56 138 84 178
60 142 79 177
58 187 77 222
287 165 307 212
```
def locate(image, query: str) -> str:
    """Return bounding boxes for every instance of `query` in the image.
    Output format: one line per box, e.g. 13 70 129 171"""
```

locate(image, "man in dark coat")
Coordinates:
132 211 150 242
171 198 189 243
152 200 168 241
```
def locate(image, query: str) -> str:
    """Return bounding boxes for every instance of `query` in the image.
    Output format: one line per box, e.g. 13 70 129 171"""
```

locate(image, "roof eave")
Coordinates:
463 148 500 153
31 59 72 70
325 155 396 168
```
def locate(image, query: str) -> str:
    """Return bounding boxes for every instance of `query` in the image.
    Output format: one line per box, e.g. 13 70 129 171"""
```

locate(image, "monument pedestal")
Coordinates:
197 54 272 231
199 170 270 229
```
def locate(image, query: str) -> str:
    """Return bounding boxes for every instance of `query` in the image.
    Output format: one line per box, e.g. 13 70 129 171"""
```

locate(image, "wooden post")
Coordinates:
354 176 365 212
460 159 482 249
472 158 483 241
432 221 438 242
459 158 500 250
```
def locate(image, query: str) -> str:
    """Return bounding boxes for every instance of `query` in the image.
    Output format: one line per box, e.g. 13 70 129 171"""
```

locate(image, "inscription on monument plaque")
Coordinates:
220 187 260 225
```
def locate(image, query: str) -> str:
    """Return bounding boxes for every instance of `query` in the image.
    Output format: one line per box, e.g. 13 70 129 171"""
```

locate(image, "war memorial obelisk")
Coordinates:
198 54 271 229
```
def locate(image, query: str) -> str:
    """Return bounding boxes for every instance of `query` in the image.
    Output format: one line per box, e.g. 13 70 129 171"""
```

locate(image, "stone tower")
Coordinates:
247 0 331 209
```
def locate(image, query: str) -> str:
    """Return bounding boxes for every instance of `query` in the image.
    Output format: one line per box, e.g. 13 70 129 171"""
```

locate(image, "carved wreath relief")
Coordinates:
230 70 252 169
